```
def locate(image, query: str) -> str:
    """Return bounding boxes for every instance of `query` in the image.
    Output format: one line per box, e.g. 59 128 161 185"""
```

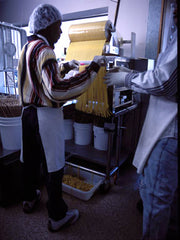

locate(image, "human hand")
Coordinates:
104 71 127 87
93 55 107 66
68 59 80 69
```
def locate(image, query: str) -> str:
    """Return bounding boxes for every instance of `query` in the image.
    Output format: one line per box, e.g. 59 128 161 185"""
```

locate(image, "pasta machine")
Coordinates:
105 56 155 114
65 20 154 115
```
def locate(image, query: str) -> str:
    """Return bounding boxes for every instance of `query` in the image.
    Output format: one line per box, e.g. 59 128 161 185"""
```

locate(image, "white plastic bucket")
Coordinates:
73 122 92 145
64 119 73 140
0 116 21 124
0 117 22 150
93 125 108 151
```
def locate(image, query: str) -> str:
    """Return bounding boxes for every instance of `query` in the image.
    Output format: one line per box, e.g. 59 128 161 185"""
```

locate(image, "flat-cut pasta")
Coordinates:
75 66 111 117
63 174 93 191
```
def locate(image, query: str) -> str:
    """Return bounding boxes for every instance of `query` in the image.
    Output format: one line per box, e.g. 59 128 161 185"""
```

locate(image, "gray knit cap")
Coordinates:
28 4 62 34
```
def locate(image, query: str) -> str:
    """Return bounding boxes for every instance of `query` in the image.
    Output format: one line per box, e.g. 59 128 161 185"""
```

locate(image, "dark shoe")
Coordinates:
23 189 41 213
48 209 79 232
136 198 143 214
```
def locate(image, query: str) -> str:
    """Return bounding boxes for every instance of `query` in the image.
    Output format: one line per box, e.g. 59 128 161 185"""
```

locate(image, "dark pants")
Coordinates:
22 105 68 220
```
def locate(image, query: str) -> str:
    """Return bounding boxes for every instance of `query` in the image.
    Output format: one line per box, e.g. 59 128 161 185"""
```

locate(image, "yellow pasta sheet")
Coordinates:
65 40 105 61
68 21 108 42
66 21 108 61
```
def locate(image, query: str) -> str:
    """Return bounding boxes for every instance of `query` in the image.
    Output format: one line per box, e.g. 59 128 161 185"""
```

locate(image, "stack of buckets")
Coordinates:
0 116 22 150
64 119 108 151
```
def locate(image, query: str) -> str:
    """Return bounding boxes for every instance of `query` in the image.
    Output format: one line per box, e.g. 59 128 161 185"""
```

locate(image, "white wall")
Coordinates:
113 0 149 57
0 0 150 58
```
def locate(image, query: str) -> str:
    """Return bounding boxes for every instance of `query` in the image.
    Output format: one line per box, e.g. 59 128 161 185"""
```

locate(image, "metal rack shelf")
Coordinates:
65 139 115 167
65 139 128 175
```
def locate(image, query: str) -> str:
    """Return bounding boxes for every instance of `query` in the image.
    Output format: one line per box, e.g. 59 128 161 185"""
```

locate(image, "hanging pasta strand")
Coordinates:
75 66 111 117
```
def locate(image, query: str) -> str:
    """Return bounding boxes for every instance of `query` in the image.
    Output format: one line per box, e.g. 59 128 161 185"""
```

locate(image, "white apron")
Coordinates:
20 107 65 173
36 107 65 173
132 95 177 174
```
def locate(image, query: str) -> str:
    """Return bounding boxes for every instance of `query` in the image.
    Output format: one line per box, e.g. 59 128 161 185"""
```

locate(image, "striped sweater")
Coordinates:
125 36 177 99
125 30 178 174
18 35 100 107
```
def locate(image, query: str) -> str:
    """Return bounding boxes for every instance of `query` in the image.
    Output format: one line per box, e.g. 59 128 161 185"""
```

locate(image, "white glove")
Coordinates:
68 59 80 70
93 56 107 66
104 71 128 87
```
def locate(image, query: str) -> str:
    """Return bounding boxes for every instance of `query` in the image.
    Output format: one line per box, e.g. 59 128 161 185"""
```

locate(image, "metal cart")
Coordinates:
65 103 138 192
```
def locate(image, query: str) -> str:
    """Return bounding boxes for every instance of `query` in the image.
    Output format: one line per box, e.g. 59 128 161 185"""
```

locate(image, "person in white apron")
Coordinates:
104 2 178 239
18 3 105 232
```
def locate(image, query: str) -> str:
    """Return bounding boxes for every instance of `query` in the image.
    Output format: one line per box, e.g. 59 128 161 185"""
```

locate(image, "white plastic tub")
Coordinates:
64 119 74 140
93 125 108 151
0 116 21 150
73 122 92 145
62 165 104 201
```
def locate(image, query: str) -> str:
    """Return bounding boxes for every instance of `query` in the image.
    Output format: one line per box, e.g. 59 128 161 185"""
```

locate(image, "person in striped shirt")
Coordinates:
104 2 178 239
18 3 106 232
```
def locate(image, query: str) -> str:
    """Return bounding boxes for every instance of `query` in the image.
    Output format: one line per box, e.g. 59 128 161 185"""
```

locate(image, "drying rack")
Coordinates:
65 103 138 192
0 22 26 96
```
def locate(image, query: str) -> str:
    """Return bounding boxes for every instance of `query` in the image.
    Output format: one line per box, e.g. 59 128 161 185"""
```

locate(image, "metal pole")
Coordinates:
114 0 121 27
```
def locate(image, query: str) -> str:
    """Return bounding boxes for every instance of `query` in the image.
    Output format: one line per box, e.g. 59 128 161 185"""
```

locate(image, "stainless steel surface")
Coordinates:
65 161 106 177
103 32 120 56
106 55 155 113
